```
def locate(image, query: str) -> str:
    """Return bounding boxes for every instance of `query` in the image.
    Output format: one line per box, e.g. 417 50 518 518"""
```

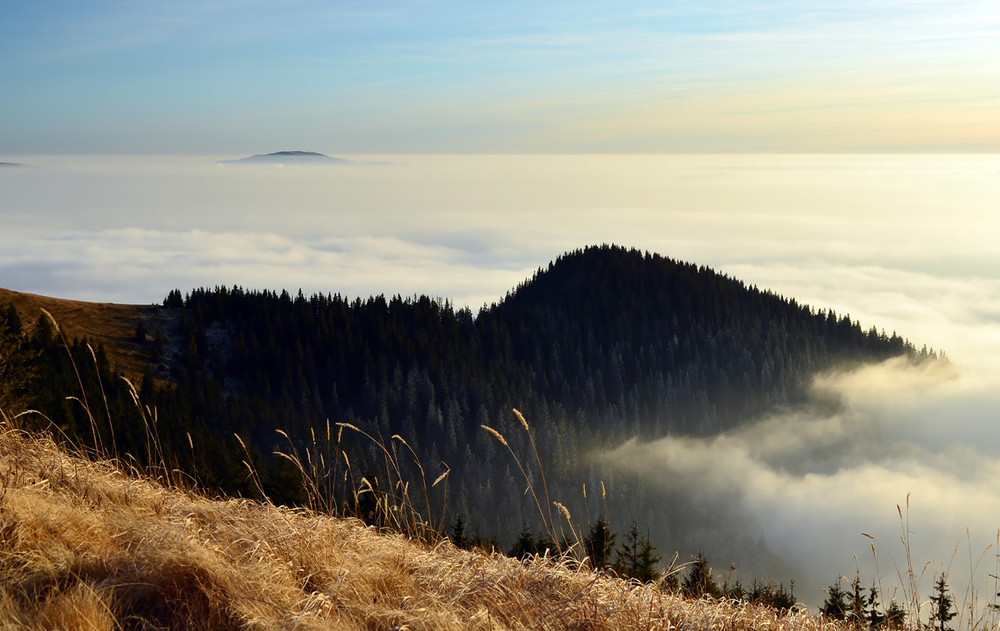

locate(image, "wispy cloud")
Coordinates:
0 226 529 308
4 1 1000 152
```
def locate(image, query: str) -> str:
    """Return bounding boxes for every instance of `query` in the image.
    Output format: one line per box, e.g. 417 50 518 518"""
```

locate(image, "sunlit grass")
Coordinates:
0 417 863 631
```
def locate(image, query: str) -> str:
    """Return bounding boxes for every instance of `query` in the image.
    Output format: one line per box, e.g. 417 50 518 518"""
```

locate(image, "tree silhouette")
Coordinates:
848 572 867 626
884 600 906 629
584 518 616 570
615 521 661 583
931 575 957 631
821 577 850 620
682 552 721 598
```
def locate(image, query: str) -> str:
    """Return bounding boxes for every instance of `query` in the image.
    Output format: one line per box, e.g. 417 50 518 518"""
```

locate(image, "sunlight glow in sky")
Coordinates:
3 1 1000 154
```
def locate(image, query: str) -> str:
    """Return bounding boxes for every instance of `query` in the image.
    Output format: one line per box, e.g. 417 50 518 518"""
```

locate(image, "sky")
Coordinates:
3 0 1000 154
4 0 1000 617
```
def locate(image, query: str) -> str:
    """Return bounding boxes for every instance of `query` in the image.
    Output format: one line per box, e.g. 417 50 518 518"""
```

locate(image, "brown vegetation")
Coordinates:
0 287 165 383
0 419 856 631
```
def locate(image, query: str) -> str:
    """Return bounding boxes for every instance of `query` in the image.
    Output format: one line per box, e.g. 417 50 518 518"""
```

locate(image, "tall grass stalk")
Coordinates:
234 431 271 504
482 420 559 553
41 308 104 457
320 421 447 541
85 342 116 461
867 495 1000 631
274 420 450 541
514 408 557 545
121 376 179 486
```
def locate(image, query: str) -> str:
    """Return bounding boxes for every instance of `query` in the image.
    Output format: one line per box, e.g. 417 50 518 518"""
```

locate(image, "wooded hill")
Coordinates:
0 245 928 563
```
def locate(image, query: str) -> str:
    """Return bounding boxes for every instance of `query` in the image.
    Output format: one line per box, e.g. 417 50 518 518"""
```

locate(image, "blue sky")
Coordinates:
3 0 999 154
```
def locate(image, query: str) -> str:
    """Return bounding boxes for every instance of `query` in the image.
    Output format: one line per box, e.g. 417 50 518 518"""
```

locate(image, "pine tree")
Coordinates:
884 600 906 629
681 552 721 599
866 579 885 629
509 526 538 559
450 515 467 550
584 518 616 570
821 577 850 620
163 288 184 308
615 521 661 584
930 575 957 631
848 572 867 626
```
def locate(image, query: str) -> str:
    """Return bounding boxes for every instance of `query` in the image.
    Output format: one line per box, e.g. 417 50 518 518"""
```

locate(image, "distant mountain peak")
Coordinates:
218 151 350 165
259 151 333 159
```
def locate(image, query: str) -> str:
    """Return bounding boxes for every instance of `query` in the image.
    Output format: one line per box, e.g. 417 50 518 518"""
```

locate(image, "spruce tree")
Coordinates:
821 577 850 620
884 600 906 629
450 516 467 550
866 579 885 629
681 552 721 599
584 518 616 570
509 526 538 559
615 521 661 583
848 572 867 626
931 575 957 631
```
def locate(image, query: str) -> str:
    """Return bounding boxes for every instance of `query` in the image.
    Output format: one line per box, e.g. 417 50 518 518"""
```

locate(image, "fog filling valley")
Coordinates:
601 356 1000 607
3 153 1000 609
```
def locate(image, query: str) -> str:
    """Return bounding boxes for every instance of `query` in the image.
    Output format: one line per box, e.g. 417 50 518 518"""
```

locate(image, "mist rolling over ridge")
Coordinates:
602 355 1000 607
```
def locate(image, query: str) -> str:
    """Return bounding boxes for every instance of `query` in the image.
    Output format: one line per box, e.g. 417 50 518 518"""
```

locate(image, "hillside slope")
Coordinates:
0 424 845 631
0 288 173 382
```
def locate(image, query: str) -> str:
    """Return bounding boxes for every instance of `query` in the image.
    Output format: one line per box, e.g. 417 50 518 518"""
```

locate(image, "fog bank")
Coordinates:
3 154 998 370
601 357 1000 610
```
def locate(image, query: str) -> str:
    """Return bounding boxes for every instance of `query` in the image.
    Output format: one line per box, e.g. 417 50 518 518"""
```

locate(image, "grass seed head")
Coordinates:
513 408 529 432
482 425 509 448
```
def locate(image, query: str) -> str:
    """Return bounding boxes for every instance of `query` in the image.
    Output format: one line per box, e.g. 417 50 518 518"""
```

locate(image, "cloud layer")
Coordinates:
3 153 999 366
3 153 1000 613
601 357 1000 611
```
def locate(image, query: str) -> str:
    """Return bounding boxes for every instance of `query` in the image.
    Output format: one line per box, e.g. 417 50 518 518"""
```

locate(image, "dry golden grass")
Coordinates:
0 421 860 631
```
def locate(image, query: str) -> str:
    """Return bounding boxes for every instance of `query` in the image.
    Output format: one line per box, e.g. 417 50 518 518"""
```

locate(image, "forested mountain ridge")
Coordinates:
0 245 928 552
486 246 915 436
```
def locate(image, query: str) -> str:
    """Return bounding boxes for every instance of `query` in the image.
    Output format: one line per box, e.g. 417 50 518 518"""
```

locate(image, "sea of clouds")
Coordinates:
3 153 1000 613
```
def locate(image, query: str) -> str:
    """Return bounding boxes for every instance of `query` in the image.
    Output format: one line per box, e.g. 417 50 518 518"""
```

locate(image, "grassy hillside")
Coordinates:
0 287 171 384
0 421 851 631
